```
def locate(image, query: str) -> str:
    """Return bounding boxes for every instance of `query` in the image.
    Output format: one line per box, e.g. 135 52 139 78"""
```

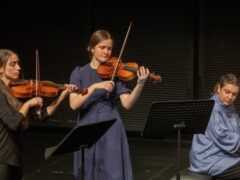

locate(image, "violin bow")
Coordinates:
106 22 132 99
35 49 41 117
110 21 132 82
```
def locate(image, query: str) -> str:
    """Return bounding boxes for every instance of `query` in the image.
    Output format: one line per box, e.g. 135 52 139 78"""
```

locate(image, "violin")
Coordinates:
10 79 88 98
97 57 162 83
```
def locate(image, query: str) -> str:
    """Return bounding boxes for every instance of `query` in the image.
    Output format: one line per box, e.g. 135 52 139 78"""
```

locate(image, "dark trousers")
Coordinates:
0 162 22 180
215 162 240 180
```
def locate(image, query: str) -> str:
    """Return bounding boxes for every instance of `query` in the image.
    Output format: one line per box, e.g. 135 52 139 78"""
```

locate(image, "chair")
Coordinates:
170 168 214 180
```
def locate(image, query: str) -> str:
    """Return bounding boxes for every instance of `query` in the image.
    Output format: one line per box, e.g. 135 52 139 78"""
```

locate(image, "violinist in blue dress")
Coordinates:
189 73 240 179
69 30 150 180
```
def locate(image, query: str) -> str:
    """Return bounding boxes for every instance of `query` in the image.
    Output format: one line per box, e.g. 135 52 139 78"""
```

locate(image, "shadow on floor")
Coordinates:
22 131 192 180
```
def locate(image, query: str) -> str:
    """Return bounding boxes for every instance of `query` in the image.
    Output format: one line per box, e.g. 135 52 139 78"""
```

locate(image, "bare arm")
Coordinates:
120 66 149 109
70 80 115 110
46 84 77 116
19 97 43 117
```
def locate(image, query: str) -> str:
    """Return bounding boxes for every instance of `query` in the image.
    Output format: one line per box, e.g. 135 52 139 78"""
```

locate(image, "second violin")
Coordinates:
10 79 88 98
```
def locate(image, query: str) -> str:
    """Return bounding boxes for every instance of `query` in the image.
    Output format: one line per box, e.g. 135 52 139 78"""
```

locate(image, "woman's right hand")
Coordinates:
19 97 43 119
26 97 43 108
92 81 115 92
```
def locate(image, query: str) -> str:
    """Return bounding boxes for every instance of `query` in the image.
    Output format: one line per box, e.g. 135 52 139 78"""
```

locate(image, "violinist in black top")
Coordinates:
0 49 77 180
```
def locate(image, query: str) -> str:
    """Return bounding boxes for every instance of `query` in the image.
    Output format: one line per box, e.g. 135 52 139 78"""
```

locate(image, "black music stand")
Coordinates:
45 119 116 180
142 99 214 180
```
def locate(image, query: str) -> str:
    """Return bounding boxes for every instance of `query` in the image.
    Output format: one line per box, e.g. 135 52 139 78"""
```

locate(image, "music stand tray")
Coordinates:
142 99 214 180
45 119 116 180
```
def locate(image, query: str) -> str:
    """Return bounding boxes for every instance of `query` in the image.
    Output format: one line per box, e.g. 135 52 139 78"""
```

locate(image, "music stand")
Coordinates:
45 119 116 180
142 99 214 180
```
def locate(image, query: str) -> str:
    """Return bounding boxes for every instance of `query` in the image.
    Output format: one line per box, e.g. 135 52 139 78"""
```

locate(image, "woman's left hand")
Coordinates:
60 84 78 99
137 66 150 85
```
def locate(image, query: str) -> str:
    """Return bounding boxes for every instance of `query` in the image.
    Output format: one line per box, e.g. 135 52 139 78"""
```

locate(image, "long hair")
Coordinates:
0 49 22 111
87 30 113 59
212 73 240 94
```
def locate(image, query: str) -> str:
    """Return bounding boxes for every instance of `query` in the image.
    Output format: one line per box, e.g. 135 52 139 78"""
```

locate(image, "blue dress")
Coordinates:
189 94 240 176
70 64 133 180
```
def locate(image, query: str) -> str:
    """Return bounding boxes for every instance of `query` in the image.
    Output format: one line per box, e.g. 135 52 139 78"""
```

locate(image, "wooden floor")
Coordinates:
22 130 192 180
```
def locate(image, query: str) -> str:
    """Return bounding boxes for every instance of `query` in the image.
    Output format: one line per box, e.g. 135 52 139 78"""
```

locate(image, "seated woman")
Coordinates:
189 73 240 179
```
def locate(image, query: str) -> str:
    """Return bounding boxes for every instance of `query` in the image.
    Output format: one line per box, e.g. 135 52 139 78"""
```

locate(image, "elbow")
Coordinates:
9 122 20 130
69 100 76 110
125 107 131 110
122 103 132 110
9 114 25 130
70 102 80 111
121 100 134 110
70 104 78 111
9 125 18 131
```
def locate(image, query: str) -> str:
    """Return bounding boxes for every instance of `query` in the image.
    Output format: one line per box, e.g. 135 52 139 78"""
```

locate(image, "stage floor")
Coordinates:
22 131 192 180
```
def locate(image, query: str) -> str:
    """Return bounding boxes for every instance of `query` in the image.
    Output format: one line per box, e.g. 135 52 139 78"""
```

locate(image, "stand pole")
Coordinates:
142 100 214 180
81 146 85 180
177 127 180 180
44 119 117 180
173 121 185 180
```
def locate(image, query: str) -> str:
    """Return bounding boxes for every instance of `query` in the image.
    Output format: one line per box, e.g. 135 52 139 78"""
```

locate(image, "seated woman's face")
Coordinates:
218 83 239 106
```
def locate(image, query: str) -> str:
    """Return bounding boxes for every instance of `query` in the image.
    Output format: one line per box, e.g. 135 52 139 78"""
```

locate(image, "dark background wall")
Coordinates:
1 0 240 133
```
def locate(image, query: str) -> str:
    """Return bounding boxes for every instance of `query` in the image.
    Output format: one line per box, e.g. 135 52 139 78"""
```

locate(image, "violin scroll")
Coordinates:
149 72 162 83
77 88 88 96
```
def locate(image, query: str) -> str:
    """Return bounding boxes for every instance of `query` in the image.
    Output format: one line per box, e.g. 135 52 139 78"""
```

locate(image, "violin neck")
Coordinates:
123 65 155 78
10 79 64 89
123 65 138 72
40 81 65 89
123 65 161 83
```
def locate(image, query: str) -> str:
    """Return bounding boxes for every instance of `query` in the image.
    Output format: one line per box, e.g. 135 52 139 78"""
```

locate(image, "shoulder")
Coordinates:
210 94 221 110
71 64 90 75
70 64 91 84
